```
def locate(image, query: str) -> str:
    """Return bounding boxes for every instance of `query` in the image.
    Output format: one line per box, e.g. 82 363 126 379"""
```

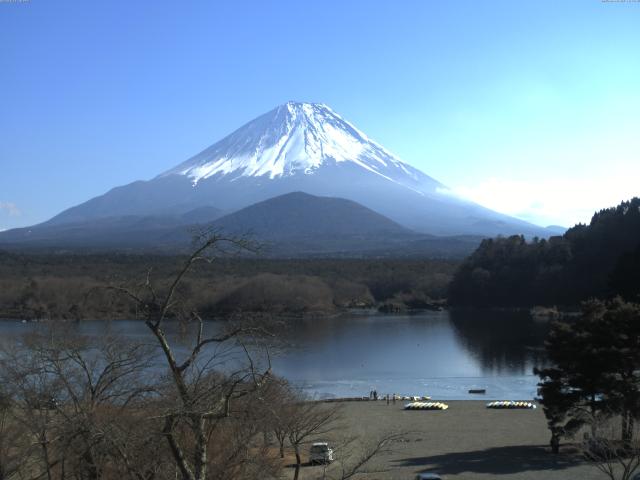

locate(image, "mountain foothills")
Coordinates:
0 102 552 255
448 197 640 307
0 192 482 257
190 192 483 257
1 197 638 320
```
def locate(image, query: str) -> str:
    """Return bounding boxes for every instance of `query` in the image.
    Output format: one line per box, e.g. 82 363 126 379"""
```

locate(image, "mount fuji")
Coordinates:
1 102 551 252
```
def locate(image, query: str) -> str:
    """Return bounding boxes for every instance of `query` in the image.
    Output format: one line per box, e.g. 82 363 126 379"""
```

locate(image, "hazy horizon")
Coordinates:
1 0 639 231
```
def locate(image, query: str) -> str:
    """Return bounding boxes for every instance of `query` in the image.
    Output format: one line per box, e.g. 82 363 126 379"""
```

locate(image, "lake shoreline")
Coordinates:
0 305 577 323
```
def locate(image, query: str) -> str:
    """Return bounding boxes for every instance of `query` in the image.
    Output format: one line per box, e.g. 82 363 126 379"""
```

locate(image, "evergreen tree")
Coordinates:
536 299 640 451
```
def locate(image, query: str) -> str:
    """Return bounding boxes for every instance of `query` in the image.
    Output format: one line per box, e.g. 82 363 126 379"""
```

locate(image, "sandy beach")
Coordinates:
291 400 605 480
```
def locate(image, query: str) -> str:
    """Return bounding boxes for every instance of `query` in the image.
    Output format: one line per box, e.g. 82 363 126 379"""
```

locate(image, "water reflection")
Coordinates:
268 310 548 399
448 308 548 376
0 310 549 400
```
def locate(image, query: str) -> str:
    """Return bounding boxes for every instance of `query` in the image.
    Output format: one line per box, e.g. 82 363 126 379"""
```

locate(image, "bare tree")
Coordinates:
250 379 403 480
0 389 25 480
105 232 275 480
1 338 67 480
315 431 407 480
286 400 341 480
1 330 163 480
583 412 640 480
251 376 291 458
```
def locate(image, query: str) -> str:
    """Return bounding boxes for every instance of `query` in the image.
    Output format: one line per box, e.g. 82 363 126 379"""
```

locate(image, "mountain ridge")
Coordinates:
5 101 551 245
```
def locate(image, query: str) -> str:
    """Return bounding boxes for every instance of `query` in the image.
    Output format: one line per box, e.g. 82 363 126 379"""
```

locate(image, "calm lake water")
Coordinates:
0 309 548 400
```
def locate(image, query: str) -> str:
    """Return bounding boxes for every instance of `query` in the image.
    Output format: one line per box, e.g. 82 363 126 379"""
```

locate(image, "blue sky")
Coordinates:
1 0 639 230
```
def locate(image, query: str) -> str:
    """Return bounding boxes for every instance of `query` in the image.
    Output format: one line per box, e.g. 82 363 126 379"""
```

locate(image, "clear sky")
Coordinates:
1 0 639 231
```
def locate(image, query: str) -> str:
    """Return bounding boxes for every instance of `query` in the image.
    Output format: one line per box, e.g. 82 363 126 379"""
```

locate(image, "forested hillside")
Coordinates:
449 198 640 307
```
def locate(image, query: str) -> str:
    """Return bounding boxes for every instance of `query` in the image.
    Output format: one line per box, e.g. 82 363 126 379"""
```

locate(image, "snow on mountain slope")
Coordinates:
31 101 550 238
162 102 441 195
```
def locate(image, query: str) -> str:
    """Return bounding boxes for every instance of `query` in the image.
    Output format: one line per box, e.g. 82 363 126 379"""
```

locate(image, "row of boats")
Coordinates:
403 400 538 411
404 402 449 410
396 395 431 401
486 401 536 409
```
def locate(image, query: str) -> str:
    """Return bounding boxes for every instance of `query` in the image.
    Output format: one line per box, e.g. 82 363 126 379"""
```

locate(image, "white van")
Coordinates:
309 442 334 465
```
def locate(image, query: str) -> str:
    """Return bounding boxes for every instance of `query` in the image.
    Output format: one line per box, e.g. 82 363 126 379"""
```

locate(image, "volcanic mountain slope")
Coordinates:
211 192 412 238
201 192 482 256
0 192 483 257
35 101 549 238
0 207 224 249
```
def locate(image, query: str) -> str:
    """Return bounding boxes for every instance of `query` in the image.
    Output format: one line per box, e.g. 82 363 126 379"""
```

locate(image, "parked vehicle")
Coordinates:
415 474 443 480
309 442 334 465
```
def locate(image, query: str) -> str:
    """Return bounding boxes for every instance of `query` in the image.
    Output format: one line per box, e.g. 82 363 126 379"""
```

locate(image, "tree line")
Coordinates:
448 197 640 307
0 252 456 320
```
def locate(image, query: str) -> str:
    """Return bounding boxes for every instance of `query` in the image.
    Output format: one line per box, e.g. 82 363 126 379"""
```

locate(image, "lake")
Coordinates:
0 309 548 400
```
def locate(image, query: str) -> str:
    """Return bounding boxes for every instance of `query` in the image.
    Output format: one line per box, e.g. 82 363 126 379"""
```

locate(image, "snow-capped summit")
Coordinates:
162 102 439 195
